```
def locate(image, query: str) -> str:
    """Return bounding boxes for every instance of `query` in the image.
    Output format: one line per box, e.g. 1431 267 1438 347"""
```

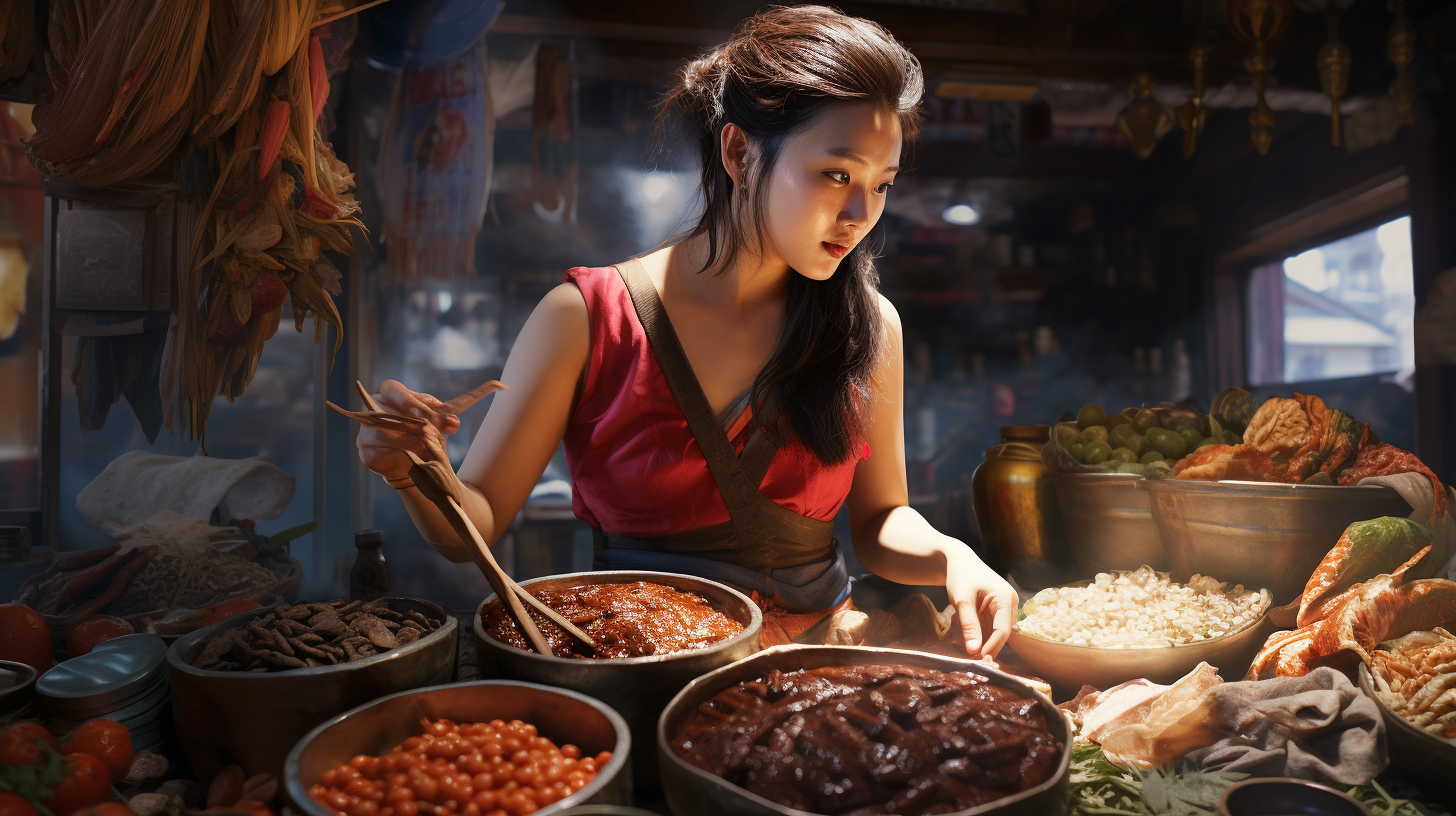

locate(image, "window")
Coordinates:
1248 216 1414 386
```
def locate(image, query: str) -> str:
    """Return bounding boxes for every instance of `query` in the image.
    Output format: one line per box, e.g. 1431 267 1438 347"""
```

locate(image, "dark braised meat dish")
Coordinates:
482 581 744 659
672 665 1062 815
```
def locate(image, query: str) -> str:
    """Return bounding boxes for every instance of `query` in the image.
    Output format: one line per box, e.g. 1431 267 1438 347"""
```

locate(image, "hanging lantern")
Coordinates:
1228 0 1295 155
1317 10 1352 147
1117 72 1173 159
1175 40 1212 158
1387 0 1417 123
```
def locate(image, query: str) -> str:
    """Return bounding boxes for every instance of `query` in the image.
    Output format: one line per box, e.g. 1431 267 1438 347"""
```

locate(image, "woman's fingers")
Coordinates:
956 599 983 656
376 380 458 435
979 591 1016 658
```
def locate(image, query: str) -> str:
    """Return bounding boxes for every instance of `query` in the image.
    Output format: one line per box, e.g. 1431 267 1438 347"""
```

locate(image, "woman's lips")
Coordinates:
822 241 848 259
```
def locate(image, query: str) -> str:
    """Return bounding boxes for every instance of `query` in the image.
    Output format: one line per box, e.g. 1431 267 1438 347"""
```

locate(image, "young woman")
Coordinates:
356 5 1018 657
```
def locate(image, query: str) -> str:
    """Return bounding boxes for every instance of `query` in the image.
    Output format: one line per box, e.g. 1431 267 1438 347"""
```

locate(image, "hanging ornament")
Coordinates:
1387 0 1416 123
1176 39 1212 157
1317 10 1352 147
1228 0 1295 155
1117 72 1174 159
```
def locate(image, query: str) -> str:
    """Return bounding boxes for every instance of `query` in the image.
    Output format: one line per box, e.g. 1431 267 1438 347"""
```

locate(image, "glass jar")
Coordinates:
970 426 1073 591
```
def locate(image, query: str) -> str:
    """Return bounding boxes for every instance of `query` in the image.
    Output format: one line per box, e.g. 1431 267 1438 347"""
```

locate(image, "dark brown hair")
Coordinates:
661 5 923 465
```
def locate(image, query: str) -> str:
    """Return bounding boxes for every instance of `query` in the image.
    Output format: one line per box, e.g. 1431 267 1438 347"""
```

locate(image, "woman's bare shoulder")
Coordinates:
876 292 904 339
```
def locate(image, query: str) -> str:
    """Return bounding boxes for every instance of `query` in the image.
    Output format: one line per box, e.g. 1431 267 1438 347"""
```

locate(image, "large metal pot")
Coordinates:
285 680 631 816
657 645 1071 816
473 571 762 796
1049 472 1165 573
1139 480 1411 604
168 597 457 782
971 426 1074 590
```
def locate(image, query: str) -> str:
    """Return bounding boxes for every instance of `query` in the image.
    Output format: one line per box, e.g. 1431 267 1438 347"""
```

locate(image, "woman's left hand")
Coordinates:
945 549 1019 659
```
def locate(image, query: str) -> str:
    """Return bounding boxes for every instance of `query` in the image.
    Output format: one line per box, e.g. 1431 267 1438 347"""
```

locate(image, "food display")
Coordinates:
307 717 611 816
190 599 445 672
1017 567 1270 648
1049 403 1229 478
1369 628 1456 741
481 581 744 659
671 664 1062 815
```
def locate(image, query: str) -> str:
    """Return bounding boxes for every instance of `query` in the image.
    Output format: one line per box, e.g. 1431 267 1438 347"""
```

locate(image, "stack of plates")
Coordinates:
37 634 171 753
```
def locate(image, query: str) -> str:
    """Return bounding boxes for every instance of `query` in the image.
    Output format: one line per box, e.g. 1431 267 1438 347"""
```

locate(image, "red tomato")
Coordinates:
59 721 133 783
0 793 38 816
0 723 57 767
48 753 113 816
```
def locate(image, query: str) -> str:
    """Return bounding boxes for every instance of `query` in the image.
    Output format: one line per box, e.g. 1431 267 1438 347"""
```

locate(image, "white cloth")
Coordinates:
1355 472 1456 579
76 451 294 528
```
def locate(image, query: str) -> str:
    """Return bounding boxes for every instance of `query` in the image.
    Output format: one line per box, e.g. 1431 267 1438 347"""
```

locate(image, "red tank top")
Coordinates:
562 265 867 538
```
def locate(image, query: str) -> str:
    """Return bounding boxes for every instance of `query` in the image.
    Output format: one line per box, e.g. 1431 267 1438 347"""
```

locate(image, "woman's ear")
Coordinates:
719 122 749 186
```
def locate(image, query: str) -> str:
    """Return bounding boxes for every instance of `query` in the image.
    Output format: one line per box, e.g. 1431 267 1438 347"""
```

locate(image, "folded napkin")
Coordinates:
1184 668 1387 785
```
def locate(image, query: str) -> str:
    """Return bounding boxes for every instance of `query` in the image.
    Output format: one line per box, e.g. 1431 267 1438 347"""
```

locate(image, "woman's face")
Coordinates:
758 102 903 281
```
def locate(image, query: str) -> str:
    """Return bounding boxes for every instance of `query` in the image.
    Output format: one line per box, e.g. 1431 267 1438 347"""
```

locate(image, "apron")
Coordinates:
591 259 846 614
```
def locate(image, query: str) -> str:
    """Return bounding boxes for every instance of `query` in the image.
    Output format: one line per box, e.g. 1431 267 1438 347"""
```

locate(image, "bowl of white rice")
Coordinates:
1007 566 1273 691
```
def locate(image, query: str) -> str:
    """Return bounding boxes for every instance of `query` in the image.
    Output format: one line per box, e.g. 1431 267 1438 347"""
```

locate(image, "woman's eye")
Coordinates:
876 182 894 194
824 171 850 184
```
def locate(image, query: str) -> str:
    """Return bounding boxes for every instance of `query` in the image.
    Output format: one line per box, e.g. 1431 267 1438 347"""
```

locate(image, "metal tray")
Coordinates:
1139 479 1411 604
285 680 631 816
38 634 167 711
657 644 1072 816
1357 663 1456 803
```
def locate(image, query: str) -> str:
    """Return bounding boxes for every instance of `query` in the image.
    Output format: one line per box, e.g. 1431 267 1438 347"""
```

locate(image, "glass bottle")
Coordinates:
349 529 390 602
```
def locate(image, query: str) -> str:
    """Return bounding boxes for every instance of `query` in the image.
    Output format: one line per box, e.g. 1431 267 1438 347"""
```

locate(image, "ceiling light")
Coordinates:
942 204 981 226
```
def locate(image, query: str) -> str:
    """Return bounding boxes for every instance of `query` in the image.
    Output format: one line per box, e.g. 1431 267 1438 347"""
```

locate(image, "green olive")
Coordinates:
1177 428 1203 451
1133 409 1159 432
1108 424 1140 451
1104 414 1132 432
1167 415 1199 433
1055 423 1080 449
1080 425 1110 446
1083 441 1112 465
1069 443 1086 463
1121 407 1140 419
1111 447 1138 464
1195 436 1220 451
1077 403 1107 429
1145 426 1188 459
1141 450 1165 465
1145 460 1173 479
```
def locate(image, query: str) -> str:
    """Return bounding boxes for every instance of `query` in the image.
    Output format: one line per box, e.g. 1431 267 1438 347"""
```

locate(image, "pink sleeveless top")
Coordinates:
561 266 867 538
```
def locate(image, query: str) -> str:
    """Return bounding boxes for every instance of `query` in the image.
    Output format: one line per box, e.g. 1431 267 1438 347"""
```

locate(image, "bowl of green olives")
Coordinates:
1050 403 1233 479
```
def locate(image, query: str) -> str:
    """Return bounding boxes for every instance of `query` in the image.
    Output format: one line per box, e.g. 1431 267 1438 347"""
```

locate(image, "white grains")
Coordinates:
1015 566 1270 649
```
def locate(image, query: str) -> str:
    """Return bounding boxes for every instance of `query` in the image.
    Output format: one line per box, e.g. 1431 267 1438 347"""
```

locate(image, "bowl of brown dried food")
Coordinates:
167 596 456 783
658 645 1071 816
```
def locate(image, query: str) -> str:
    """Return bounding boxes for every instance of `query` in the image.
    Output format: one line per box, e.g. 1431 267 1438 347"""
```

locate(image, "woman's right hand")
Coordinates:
355 380 462 480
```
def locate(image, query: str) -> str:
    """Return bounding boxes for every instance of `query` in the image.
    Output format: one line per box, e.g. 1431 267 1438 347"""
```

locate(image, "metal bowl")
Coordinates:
1139 480 1411 604
285 681 631 816
474 570 761 796
0 659 39 713
657 644 1072 816
1219 778 1371 816
1049 472 1165 574
168 597 457 782
1357 663 1456 803
1008 591 1273 692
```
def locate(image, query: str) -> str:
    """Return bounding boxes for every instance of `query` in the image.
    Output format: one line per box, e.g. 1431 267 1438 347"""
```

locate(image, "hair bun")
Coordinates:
675 49 729 125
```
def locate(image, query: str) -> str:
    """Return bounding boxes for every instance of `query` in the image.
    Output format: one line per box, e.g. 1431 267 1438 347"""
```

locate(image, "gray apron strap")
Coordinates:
613 259 834 573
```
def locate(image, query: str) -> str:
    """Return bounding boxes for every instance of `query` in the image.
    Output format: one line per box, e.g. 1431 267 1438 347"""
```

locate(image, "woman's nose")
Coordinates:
840 189 869 227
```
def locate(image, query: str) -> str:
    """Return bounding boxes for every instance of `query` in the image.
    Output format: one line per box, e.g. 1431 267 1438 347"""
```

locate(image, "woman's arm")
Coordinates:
846 295 1017 657
358 283 591 561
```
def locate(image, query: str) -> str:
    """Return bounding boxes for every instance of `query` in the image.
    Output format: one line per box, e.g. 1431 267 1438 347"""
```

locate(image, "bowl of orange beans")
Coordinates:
284 681 631 816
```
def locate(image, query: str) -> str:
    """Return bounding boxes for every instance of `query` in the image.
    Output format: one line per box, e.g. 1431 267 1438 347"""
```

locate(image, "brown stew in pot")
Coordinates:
482 580 745 659
672 664 1062 815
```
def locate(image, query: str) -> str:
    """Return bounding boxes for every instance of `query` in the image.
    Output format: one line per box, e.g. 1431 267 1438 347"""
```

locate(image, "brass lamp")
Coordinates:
1117 72 1173 159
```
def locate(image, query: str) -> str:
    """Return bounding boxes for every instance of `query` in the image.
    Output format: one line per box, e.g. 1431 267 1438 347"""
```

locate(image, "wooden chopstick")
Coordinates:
350 381 598 652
